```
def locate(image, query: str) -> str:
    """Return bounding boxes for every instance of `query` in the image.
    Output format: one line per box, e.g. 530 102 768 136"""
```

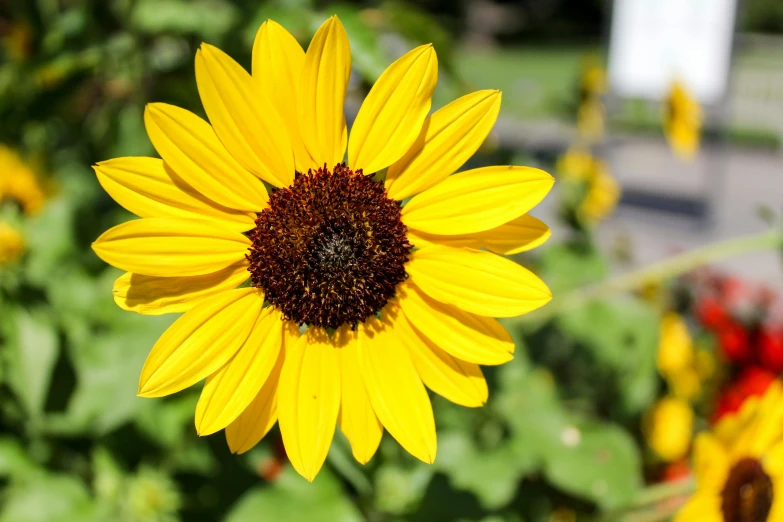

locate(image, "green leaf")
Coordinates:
0 472 98 522
135 393 199 448
540 422 642 510
5 308 59 420
224 466 362 522
435 430 535 509
374 462 434 515
47 313 171 435
21 197 76 287
0 438 35 478
537 243 608 295
558 297 659 415
131 0 239 40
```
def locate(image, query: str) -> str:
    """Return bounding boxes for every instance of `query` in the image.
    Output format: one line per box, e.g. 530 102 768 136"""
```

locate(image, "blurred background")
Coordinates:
1 0 783 521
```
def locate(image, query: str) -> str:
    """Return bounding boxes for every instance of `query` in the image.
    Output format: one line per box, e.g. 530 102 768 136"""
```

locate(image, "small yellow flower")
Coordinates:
576 97 605 143
579 160 619 223
92 16 554 481
658 313 694 378
557 148 620 224
0 145 46 215
556 147 594 181
663 81 702 160
578 55 607 101
657 313 711 401
0 222 25 265
675 382 783 522
645 396 694 462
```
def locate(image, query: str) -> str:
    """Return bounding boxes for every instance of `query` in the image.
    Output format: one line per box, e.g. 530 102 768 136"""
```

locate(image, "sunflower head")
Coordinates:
91 15 553 482
676 382 783 522
247 163 411 330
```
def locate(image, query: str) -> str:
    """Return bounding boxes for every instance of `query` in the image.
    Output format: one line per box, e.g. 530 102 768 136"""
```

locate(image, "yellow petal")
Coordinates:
252 20 315 173
765 442 783 479
402 166 554 235
226 321 298 454
337 327 383 464
196 43 294 187
196 307 283 435
357 310 436 464
113 261 249 315
400 314 487 407
298 16 351 167
397 281 514 365
768 481 783 521
407 214 551 256
94 157 256 232
144 103 268 210
278 328 341 482
348 44 437 174
692 433 729 493
406 246 552 317
673 494 722 522
386 90 501 200
137 288 263 397
92 217 249 277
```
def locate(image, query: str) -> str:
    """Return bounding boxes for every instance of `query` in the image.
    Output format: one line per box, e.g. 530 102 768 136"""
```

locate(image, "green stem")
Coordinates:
597 478 695 522
524 228 783 323
630 477 695 507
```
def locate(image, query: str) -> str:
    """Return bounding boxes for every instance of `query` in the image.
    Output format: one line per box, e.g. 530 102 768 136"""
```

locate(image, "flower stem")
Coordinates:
524 228 783 323
596 477 695 522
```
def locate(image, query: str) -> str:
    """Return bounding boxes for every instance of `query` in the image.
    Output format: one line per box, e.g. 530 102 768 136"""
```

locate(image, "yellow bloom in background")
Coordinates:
556 148 620 224
556 147 594 181
663 81 702 160
675 382 783 522
578 54 607 101
657 313 710 401
576 97 605 144
645 396 694 462
658 313 695 378
574 55 606 144
579 159 619 223
91 16 554 482
0 145 46 215
0 222 25 265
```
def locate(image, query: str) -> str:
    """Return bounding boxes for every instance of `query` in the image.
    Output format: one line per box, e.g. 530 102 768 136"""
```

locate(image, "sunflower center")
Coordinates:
247 163 411 330
721 457 774 522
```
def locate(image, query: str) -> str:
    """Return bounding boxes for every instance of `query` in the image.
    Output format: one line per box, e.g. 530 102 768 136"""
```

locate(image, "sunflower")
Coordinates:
675 382 783 522
92 16 553 482
664 81 702 160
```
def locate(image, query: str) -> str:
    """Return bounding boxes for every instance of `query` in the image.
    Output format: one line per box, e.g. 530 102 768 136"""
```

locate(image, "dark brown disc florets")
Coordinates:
721 457 774 522
247 164 411 330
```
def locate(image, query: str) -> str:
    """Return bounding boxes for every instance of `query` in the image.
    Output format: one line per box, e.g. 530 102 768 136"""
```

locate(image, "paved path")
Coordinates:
536 138 783 289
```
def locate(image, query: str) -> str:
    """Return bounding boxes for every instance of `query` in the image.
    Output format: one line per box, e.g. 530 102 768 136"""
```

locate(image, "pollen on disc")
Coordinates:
247 163 411 330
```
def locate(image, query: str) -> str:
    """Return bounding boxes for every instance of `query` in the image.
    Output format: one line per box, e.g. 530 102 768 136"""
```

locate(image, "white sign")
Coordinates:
607 0 737 104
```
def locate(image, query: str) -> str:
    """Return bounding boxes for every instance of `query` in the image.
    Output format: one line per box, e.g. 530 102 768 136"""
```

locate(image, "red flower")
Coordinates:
713 367 776 422
696 297 728 331
759 327 783 373
718 321 751 364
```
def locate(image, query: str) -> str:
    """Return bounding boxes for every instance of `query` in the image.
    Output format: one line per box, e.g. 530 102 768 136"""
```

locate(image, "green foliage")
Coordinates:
225 467 362 522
